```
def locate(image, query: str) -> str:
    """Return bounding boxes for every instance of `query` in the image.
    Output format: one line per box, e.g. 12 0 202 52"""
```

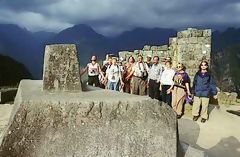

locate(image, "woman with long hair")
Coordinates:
192 60 218 123
123 56 135 93
172 63 191 118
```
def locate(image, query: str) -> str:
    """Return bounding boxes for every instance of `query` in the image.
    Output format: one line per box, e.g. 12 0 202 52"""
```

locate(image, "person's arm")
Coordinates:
126 66 134 80
104 67 109 84
185 82 191 95
145 63 149 73
97 64 104 78
185 74 191 95
157 65 163 83
167 70 175 93
192 74 197 96
210 75 218 99
80 64 88 76
119 68 124 85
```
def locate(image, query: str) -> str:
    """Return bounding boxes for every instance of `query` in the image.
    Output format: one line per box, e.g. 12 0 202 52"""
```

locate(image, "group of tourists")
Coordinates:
81 55 218 123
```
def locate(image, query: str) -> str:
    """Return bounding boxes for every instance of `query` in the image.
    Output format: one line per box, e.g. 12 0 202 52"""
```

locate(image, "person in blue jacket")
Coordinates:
192 60 218 123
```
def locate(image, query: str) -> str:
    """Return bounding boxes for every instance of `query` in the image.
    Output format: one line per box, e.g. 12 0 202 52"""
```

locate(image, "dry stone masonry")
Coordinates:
119 28 211 81
43 44 82 91
0 44 178 157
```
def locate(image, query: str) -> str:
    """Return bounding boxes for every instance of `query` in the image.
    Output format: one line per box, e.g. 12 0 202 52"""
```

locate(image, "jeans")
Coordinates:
108 81 119 91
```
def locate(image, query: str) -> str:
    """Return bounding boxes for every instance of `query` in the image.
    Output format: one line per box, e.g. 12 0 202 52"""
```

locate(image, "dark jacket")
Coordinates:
192 71 217 97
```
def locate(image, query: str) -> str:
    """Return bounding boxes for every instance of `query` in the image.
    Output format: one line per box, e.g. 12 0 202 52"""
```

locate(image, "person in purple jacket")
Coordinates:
192 60 218 123
172 63 191 119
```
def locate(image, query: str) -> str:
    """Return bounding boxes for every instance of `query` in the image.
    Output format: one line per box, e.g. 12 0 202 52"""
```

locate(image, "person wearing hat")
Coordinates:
146 55 153 69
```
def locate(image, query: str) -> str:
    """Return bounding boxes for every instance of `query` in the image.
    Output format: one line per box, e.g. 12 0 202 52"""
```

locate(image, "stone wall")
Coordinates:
118 28 211 81
217 92 240 105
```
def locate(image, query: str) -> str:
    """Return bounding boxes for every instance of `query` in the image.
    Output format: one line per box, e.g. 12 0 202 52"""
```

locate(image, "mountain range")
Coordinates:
0 24 240 93
0 24 177 79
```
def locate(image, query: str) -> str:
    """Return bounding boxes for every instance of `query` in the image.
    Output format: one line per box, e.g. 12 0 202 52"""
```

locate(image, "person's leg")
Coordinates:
107 81 111 90
161 85 168 103
171 87 178 112
139 79 146 96
154 82 160 100
131 77 138 95
124 82 130 93
192 96 201 117
200 97 210 120
88 76 93 86
176 88 185 116
148 79 154 99
93 75 100 87
165 85 172 106
113 81 120 91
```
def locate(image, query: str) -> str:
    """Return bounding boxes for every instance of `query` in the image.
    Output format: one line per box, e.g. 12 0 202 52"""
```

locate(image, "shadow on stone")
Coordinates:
206 136 240 157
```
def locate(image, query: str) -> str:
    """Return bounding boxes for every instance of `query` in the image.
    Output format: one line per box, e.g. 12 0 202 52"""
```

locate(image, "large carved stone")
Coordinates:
0 80 177 157
43 44 81 91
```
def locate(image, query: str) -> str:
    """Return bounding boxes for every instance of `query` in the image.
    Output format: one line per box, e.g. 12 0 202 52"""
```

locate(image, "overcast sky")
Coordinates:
0 0 240 36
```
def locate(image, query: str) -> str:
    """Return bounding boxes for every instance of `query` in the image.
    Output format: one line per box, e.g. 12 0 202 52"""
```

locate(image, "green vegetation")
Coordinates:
0 54 32 87
227 44 240 93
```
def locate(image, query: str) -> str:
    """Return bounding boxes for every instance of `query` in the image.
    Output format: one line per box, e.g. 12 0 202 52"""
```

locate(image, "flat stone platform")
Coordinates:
0 80 177 157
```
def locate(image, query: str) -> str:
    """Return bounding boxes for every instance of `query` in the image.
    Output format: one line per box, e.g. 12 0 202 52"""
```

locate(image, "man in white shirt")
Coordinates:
148 56 163 100
129 55 149 95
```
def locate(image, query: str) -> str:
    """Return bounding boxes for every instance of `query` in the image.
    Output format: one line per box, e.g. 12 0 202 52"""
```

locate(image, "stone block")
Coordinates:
43 44 81 91
229 92 238 102
188 37 198 44
0 88 18 104
191 30 203 37
0 80 178 157
169 37 177 45
143 45 151 50
119 51 131 60
178 38 190 45
157 45 169 51
203 29 211 37
151 46 158 51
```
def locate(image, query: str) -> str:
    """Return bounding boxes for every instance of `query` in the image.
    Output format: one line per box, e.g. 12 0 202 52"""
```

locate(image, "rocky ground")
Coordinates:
179 104 240 157
0 103 239 157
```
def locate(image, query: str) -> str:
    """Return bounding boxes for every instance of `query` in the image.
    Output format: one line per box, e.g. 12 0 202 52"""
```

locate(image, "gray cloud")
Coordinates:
0 0 240 35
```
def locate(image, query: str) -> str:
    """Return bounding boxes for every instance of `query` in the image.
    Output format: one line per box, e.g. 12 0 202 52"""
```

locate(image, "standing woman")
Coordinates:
123 56 135 93
192 61 217 123
172 63 191 118
105 58 124 91
160 60 175 106
81 55 103 87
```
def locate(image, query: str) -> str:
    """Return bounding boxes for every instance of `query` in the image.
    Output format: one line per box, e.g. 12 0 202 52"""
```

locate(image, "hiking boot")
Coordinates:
193 116 199 121
201 118 207 123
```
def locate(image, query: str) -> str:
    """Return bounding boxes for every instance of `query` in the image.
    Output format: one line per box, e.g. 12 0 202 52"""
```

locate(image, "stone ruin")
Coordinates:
0 44 178 157
119 28 211 81
43 44 82 91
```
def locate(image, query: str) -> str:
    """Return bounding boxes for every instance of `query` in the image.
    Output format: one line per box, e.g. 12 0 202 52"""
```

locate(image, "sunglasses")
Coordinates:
201 64 207 66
